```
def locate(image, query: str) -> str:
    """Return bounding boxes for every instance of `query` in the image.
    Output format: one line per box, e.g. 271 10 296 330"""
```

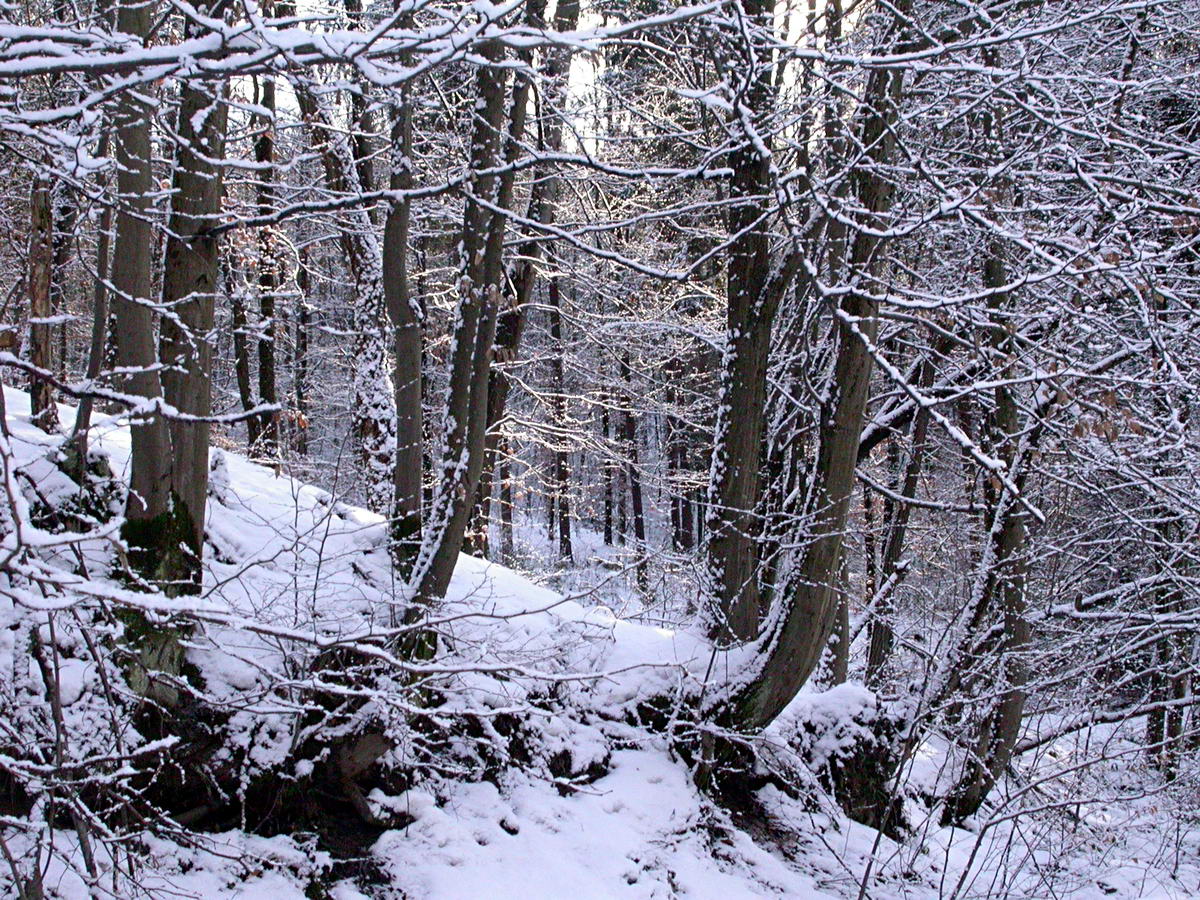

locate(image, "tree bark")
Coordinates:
67 133 113 478
620 354 646 589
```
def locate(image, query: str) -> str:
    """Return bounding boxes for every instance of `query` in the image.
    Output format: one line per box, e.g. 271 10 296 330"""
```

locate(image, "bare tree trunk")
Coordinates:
383 19 423 570
294 83 395 513
865 358 932 685
718 49 907 730
548 276 572 563
253 72 280 459
66 133 113 478
229 276 262 449
154 76 228 589
499 435 514 563
110 0 171 554
940 237 1032 825
603 402 614 547
411 42 509 605
703 0 778 640
51 183 77 380
468 0 581 555
27 173 59 433
294 253 311 456
114 0 228 704
620 355 646 588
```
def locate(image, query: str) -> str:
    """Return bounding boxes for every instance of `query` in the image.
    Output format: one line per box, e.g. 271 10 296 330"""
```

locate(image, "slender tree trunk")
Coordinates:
866 359 932 685
411 42 509 604
295 84 395 513
468 0 581 554
602 402 614 547
383 19 423 570
620 355 646 588
67 133 113 478
27 173 59 433
51 183 77 381
548 276 572 562
229 276 262 449
294 260 312 457
940 235 1032 824
499 435 514 563
253 73 280 458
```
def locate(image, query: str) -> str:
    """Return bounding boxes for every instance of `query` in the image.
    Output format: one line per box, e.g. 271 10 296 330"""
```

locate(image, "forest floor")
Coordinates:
3 386 1198 899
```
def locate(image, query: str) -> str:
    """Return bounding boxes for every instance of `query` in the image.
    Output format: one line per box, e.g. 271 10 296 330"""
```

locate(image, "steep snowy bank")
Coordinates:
2 387 1197 899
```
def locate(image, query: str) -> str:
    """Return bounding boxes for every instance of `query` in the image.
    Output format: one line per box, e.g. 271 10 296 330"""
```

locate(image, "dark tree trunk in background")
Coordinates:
941 236 1032 825
499 435 514 563
602 402 615 546
865 356 932 686
293 256 312 456
295 81 395 513
51 184 77 380
230 277 262 449
548 276 572 563
253 72 280 459
620 355 646 588
67 134 113 478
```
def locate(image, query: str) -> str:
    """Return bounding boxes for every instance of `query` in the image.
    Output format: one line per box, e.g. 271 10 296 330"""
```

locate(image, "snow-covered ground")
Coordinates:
2 386 1198 899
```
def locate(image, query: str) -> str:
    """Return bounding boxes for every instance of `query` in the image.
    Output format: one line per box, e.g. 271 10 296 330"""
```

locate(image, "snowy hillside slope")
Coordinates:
2 386 1198 900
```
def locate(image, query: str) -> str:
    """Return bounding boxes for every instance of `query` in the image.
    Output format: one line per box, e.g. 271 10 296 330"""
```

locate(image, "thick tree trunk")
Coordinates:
703 0 777 639
152 76 228 590
27 174 59 433
113 0 228 705
110 0 171 551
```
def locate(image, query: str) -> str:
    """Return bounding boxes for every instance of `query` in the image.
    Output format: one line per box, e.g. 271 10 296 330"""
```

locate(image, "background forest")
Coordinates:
1 0 1200 896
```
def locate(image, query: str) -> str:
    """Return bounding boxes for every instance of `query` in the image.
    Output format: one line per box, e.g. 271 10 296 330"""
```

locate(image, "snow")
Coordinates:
3 386 1198 899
